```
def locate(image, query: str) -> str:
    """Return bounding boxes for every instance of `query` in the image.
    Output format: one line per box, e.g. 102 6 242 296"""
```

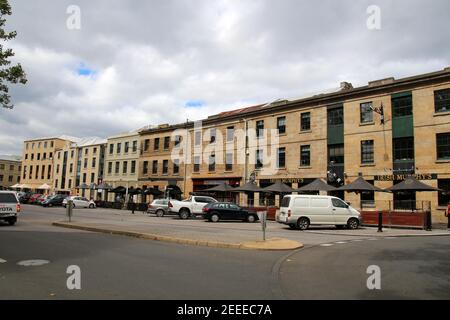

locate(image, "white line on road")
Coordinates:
335 241 348 244
17 259 50 266
0 258 6 263
320 243 334 247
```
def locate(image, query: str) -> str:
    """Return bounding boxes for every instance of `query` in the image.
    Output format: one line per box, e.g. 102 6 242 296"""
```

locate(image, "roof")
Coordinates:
107 130 141 140
74 137 107 147
0 155 21 162
24 135 81 143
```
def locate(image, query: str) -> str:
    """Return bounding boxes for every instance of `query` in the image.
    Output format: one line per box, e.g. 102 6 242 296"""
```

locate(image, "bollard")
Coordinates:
67 199 73 222
425 210 432 231
377 210 383 232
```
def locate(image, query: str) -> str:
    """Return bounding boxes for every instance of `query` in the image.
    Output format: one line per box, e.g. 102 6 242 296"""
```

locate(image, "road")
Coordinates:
0 205 449 299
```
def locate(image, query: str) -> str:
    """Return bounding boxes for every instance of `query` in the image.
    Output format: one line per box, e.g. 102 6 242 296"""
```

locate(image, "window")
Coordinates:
361 180 375 207
361 140 374 164
109 144 114 154
41 165 45 180
132 140 138 152
70 163 73 173
301 112 311 131
144 139 150 151
35 166 39 179
84 158 87 169
84 148 88 155
193 156 200 172
43 152 46 160
436 133 450 160
332 198 348 208
38 142 41 148
173 159 179 175
47 165 51 179
92 157 96 168
55 179 58 188
7 175 12 182
434 89 450 113
108 162 112 174
226 126 234 142
154 138 160 150
9 164 14 170
209 153 215 172
152 160 158 174
23 166 26 179
162 160 169 174
49 152 52 159
277 116 286 134
256 120 264 138
195 131 201 146
44 141 47 148
392 95 412 117
82 173 86 183
50 141 53 147
71 150 74 158
0 164 4 170
328 144 344 164
116 143 121 154
123 161 128 174
115 161 120 174
327 107 343 125
360 102 374 123
0 174 3 181
93 147 97 154
438 179 450 206
277 147 286 168
37 153 41 160
393 137 414 161
164 136 170 149
32 142 35 149
210 129 216 144
25 154 28 160
255 149 263 169
31 154 34 160
124 142 129 153
56 164 60 174
26 143 29 150
131 161 136 174
225 153 233 171
91 173 95 183
143 161 149 175
174 135 182 148
68 179 72 189
300 145 311 167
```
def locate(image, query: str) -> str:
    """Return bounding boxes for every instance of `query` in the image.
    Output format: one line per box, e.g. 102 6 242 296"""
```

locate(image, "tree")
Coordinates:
0 0 27 109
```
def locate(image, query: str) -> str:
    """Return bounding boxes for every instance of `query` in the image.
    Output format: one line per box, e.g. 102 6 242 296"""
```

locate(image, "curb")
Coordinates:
52 222 303 251
303 229 450 238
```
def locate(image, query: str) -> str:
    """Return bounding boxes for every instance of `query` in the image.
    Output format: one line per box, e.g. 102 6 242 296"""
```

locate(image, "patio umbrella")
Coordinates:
144 188 164 196
338 177 385 192
10 183 21 189
203 183 235 192
20 184 31 189
262 181 294 193
128 187 142 195
386 177 442 192
296 178 336 192
77 183 89 190
231 182 262 192
111 186 126 194
38 183 51 190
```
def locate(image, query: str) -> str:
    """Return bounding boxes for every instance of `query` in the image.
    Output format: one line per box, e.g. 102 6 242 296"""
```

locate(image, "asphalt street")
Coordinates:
0 205 449 299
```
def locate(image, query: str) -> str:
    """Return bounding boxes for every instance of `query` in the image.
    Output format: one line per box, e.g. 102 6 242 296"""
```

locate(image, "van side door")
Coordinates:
331 198 351 224
308 197 333 224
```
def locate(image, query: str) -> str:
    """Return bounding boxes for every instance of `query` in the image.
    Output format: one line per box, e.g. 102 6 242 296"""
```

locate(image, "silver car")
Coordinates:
147 199 170 217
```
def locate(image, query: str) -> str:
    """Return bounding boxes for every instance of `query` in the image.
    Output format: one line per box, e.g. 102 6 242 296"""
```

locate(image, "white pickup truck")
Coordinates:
0 191 20 226
168 196 218 219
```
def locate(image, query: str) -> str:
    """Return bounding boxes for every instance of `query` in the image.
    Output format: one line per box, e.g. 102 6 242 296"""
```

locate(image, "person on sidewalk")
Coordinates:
129 197 136 214
445 201 450 230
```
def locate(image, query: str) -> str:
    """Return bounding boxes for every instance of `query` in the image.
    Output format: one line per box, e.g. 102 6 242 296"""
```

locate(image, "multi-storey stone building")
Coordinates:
104 131 140 201
0 155 21 189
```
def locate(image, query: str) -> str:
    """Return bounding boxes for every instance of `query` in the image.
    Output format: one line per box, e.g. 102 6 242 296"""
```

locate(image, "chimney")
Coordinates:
340 82 353 91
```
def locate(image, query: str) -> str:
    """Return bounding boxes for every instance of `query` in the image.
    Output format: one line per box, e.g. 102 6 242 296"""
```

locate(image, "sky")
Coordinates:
1 0 449 155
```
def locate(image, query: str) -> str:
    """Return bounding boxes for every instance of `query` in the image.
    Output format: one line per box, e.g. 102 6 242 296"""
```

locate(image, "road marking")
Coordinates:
351 239 364 242
0 258 6 263
320 243 334 247
17 259 50 266
384 237 397 239
366 238 378 241
335 241 348 244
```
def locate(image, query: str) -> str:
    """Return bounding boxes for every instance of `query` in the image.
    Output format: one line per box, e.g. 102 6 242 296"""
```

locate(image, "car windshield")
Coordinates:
0 193 17 203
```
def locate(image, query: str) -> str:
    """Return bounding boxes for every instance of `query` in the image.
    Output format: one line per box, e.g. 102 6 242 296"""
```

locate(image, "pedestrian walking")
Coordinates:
130 197 136 214
445 201 450 230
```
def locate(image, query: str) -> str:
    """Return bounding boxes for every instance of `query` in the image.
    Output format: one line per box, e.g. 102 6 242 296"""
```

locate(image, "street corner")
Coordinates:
240 238 303 251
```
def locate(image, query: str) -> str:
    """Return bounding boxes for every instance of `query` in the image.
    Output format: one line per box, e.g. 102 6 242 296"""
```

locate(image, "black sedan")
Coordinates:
42 194 68 207
202 202 259 223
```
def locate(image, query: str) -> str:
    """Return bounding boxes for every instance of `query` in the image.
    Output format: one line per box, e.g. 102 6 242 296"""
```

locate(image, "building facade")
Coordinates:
104 131 140 201
0 155 21 189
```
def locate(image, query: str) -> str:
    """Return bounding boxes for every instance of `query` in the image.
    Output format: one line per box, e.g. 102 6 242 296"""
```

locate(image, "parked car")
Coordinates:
277 195 361 230
168 196 218 219
62 196 96 209
0 191 20 225
202 202 259 223
19 192 32 204
42 194 68 207
147 199 170 217
28 193 43 204
36 194 48 205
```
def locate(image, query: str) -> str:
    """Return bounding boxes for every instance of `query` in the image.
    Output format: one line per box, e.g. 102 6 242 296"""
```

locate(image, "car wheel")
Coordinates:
347 218 359 230
7 217 17 226
156 209 164 217
179 209 190 220
247 215 256 223
297 217 310 230
48 203 53 207
210 213 220 222
89 204 95 209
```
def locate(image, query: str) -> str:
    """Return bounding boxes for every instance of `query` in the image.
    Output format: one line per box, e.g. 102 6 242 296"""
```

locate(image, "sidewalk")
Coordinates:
304 226 450 237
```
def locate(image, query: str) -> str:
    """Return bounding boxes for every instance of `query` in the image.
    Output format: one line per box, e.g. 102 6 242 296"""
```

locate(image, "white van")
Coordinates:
277 195 361 230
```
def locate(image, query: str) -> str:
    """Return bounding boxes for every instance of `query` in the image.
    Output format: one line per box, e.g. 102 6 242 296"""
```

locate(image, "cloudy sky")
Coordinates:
1 0 449 155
